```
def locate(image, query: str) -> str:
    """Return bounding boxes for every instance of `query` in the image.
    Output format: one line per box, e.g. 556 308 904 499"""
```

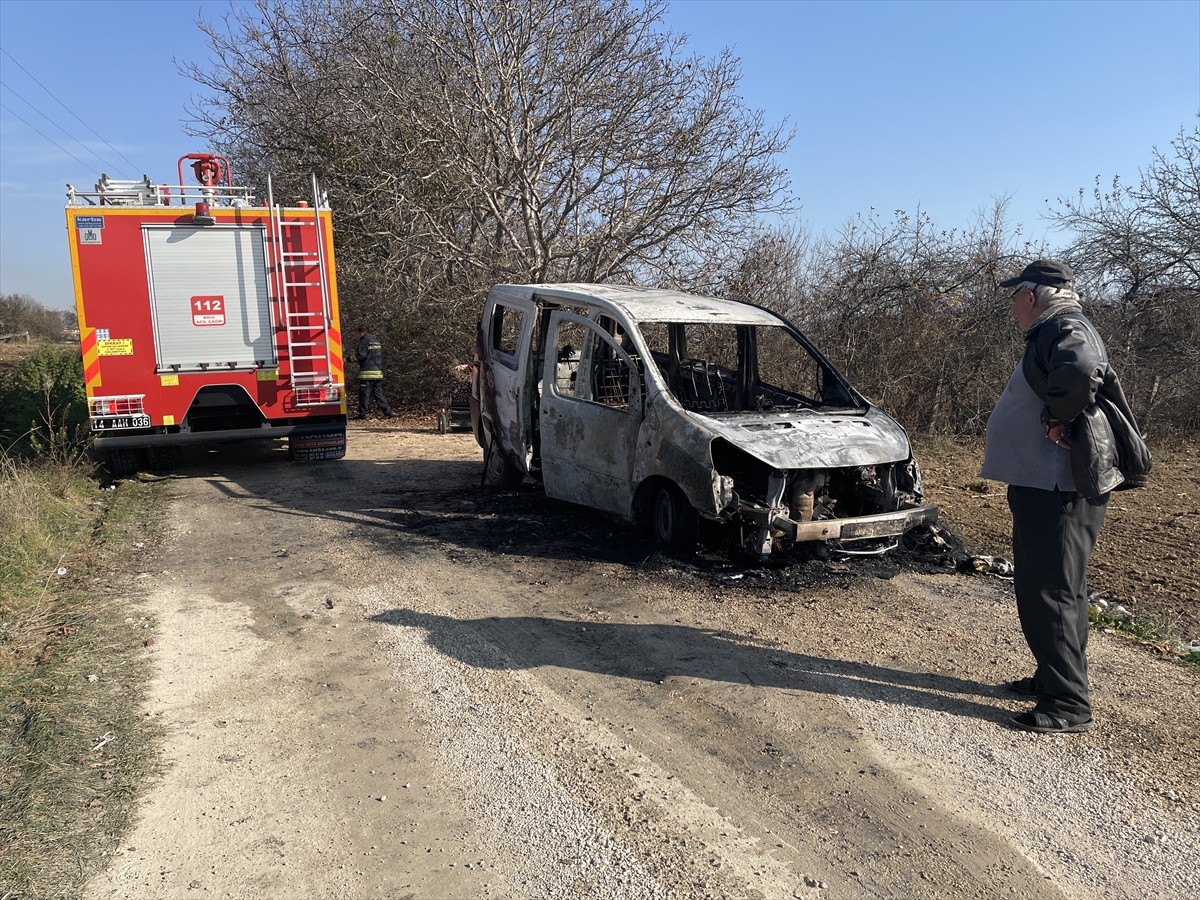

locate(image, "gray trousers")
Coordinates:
1007 485 1109 723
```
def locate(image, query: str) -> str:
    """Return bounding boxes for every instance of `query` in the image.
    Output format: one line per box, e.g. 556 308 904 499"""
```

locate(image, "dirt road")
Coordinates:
87 424 1199 899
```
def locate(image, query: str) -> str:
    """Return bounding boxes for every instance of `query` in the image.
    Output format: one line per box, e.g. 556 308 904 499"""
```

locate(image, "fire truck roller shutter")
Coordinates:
143 225 277 371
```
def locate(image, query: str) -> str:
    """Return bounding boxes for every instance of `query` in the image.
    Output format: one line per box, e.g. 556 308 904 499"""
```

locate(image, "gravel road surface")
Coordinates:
86 424 1199 899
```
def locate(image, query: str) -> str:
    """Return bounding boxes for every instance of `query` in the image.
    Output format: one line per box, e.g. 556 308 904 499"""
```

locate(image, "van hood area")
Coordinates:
692 406 912 470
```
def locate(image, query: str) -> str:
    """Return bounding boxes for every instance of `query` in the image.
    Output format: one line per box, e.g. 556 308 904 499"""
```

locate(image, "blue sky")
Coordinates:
1 0 1197 310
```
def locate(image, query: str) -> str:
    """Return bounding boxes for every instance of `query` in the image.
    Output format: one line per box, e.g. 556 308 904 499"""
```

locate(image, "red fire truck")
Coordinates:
65 153 347 473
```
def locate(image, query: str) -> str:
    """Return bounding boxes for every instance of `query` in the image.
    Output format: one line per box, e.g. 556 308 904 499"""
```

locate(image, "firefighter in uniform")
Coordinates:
355 325 393 419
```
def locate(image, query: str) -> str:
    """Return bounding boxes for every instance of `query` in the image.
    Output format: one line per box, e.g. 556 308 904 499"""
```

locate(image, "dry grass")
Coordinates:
0 455 93 635
912 433 1200 647
0 456 165 899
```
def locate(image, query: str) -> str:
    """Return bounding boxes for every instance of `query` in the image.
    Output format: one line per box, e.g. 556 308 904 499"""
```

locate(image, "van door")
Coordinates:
481 293 538 474
540 311 642 517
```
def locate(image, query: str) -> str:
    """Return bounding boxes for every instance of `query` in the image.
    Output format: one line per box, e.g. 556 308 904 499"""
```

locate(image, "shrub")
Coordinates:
0 344 90 462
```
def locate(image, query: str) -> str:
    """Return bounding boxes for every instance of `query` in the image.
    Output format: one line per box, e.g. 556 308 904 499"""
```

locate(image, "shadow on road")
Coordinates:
369 608 1011 724
173 437 669 567
167 436 1010 724
169 432 947 587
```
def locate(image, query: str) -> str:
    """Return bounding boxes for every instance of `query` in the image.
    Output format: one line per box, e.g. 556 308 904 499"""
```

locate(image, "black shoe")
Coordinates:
1009 710 1094 734
356 415 368 420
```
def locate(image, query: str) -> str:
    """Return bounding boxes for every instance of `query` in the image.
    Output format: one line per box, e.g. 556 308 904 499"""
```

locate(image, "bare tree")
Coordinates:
183 0 794 402
0 294 65 342
709 203 1043 436
1052 125 1200 433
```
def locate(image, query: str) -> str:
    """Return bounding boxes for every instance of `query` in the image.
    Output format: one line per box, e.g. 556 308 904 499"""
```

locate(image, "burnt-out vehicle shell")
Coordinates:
470 284 937 556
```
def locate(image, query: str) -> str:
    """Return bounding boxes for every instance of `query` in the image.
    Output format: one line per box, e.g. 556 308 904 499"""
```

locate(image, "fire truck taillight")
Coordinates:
294 385 341 407
90 395 146 417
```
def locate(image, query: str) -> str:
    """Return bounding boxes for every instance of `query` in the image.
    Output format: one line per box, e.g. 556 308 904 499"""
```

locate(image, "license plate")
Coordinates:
91 414 151 431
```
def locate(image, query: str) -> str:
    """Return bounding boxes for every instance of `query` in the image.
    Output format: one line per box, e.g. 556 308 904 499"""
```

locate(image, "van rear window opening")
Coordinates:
491 304 525 358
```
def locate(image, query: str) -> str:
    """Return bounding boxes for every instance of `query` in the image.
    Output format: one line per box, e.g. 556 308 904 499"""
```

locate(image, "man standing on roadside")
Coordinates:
981 259 1150 735
355 325 393 420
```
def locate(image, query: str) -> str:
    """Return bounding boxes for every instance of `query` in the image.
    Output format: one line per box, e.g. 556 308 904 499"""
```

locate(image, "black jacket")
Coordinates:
1021 308 1151 497
356 333 384 379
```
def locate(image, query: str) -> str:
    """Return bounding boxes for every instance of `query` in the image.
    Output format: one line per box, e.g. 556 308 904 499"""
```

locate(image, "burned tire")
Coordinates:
482 429 523 488
652 483 696 547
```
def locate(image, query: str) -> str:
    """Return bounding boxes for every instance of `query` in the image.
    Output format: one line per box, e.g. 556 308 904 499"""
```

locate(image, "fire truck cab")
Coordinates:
66 154 347 473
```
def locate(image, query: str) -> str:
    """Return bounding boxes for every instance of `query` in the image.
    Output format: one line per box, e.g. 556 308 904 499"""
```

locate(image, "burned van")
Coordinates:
470 284 937 558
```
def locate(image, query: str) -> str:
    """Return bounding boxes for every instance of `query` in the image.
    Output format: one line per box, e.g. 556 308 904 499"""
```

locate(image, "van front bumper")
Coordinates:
744 504 939 543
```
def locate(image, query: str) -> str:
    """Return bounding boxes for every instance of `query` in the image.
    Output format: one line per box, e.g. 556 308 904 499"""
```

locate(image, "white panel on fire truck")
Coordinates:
143 225 276 371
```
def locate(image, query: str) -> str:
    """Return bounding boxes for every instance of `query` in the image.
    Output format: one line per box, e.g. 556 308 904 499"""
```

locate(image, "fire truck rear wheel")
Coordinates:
103 448 144 477
147 446 178 473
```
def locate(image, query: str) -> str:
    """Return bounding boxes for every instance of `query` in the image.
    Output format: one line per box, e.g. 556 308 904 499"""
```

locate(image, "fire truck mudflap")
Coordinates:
67 154 348 473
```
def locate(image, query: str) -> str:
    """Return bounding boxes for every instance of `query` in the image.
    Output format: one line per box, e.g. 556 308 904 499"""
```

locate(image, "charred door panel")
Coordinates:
540 312 642 518
482 294 538 472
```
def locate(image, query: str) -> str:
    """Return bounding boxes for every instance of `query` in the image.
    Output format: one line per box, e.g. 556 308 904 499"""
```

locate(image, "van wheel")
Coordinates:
483 432 522 488
652 484 696 546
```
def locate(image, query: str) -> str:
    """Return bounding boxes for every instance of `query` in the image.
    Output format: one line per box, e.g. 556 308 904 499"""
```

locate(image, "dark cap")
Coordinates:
999 259 1075 288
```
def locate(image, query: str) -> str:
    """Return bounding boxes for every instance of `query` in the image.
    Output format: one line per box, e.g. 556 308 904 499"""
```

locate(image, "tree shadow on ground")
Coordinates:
370 608 1014 724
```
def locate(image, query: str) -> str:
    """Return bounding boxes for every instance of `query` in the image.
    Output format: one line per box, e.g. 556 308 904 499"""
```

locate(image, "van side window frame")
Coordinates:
489 303 525 371
546 311 642 416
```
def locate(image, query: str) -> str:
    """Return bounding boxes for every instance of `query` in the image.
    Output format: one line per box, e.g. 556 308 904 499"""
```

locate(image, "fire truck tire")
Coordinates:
147 446 178 473
103 448 144 477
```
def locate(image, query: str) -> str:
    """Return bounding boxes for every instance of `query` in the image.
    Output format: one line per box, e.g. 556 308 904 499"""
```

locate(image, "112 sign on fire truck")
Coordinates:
66 153 347 473
191 296 226 326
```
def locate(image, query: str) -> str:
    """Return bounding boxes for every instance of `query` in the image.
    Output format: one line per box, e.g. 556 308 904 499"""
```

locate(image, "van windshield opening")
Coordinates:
636 321 858 413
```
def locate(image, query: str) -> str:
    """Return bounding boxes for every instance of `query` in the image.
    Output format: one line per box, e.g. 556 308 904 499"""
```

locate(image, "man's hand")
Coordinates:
1046 418 1072 449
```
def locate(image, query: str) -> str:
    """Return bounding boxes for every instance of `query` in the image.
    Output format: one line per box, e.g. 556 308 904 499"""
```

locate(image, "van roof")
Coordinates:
489 283 786 325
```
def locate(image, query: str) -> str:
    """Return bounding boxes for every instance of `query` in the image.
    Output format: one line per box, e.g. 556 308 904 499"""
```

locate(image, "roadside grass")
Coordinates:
0 453 165 899
1085 605 1200 671
1087 604 1165 642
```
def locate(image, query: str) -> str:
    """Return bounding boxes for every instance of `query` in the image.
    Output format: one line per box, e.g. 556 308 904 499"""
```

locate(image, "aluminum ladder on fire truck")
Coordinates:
266 173 338 406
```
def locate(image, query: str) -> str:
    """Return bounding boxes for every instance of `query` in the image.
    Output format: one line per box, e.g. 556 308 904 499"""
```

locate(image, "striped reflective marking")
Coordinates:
329 327 344 377
81 328 102 388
